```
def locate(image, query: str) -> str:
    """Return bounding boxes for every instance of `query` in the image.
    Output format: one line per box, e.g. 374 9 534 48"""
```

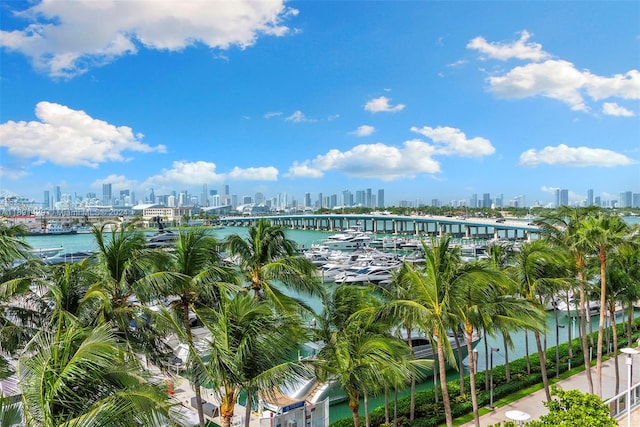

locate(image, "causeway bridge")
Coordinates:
218 214 542 241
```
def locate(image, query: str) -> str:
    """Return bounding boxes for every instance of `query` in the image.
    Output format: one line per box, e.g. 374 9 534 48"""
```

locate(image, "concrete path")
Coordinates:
459 352 640 426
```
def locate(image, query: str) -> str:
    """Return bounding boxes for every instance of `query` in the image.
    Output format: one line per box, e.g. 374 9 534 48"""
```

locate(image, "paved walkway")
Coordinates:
459 352 640 426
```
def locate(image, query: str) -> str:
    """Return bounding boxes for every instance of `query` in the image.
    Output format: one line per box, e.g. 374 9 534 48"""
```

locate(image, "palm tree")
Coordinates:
379 235 480 427
223 219 324 312
144 227 240 427
452 258 546 427
378 262 421 421
18 321 172 427
196 292 310 427
507 239 566 402
314 284 423 427
579 212 628 397
535 206 599 394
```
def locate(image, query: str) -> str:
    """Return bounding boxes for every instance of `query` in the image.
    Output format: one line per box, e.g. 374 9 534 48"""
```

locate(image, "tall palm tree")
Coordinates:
380 235 478 427
223 219 324 312
378 261 422 421
314 284 423 427
144 227 240 427
535 206 599 393
196 293 310 427
453 260 546 427
507 239 566 402
608 240 640 348
579 212 628 397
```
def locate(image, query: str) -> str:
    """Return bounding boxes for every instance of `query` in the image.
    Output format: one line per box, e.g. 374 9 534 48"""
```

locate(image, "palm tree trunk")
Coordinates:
627 301 633 347
454 332 464 395
484 329 490 390
244 391 252 427
579 279 594 393
612 306 620 394
502 334 510 382
534 331 551 402
183 304 206 427
437 339 453 427
349 393 362 427
466 327 480 427
433 355 439 403
384 387 390 426
596 248 607 397
364 390 370 427
524 330 531 375
406 327 415 421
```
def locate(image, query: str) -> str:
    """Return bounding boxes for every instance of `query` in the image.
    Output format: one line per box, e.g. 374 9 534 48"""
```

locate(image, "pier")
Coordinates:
218 214 542 241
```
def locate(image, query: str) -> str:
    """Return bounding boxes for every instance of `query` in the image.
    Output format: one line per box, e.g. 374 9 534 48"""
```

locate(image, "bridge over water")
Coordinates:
218 214 542 241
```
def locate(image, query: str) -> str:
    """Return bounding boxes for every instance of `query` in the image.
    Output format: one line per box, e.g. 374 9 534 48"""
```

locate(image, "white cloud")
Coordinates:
410 126 495 157
285 161 324 178
488 60 589 111
519 144 635 167
144 161 225 188
364 96 405 113
287 140 441 181
586 70 640 101
228 166 278 180
285 110 315 123
1 0 296 78
0 101 165 168
264 111 283 119
467 30 550 62
602 102 635 117
470 32 640 111
350 125 375 137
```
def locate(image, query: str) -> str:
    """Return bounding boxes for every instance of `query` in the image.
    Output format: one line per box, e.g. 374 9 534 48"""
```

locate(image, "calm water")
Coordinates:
22 224 637 422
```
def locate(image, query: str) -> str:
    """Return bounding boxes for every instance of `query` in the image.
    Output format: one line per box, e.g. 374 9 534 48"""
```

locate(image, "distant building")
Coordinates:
377 189 384 208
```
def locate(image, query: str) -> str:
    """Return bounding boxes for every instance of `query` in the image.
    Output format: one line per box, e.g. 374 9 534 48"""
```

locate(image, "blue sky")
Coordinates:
1 0 639 207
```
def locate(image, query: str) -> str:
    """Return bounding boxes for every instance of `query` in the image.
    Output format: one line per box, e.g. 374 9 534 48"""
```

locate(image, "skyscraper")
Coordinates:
377 189 384 208
587 189 594 206
555 189 569 207
43 190 50 209
102 183 112 206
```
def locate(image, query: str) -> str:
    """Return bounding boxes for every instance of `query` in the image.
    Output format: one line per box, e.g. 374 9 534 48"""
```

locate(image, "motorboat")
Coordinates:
28 246 64 259
27 221 77 236
334 264 398 285
146 230 177 249
43 251 95 264
556 298 601 318
321 226 372 251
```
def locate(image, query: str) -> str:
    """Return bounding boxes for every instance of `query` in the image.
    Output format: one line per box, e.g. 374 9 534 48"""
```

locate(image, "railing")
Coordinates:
605 381 640 419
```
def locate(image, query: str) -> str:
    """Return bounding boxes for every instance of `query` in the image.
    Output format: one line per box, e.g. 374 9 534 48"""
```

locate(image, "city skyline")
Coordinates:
1 1 639 206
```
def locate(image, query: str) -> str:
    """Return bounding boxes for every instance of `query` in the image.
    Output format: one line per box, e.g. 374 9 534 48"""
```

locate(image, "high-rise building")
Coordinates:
255 192 265 205
587 189 594 206
482 193 491 208
201 184 208 207
632 193 640 208
317 192 323 209
102 183 112 206
470 193 478 208
377 189 384 208
366 188 372 208
555 189 569 207
224 185 230 205
55 186 61 203
43 190 50 209
619 191 632 208
355 190 365 206
304 192 311 208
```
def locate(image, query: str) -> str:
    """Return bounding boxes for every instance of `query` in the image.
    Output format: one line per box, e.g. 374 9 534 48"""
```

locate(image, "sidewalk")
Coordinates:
459 352 640 426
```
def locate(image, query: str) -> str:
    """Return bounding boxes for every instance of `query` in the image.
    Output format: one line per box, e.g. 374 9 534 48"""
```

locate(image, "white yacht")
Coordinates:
321 226 372 250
